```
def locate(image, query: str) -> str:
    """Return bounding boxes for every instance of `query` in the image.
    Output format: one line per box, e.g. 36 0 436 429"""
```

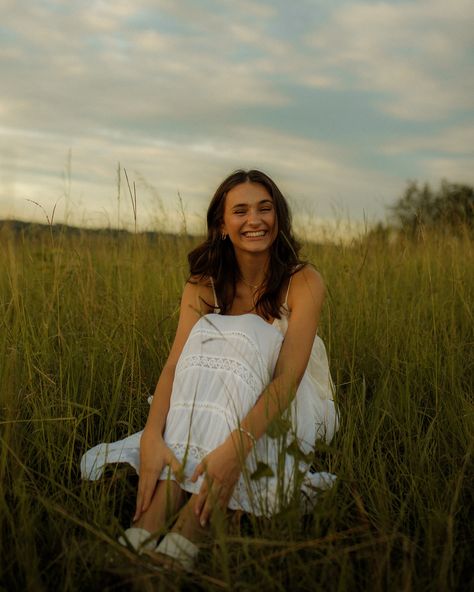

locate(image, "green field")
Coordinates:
1 222 472 591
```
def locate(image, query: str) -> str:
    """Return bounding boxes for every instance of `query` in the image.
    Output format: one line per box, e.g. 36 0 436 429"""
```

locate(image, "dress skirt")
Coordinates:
81 313 338 516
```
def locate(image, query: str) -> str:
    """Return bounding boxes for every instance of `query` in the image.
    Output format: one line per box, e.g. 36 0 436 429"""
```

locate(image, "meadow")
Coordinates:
0 221 472 591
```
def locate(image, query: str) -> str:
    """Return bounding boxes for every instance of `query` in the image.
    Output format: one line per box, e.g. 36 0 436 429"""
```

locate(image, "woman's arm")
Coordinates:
192 266 325 524
134 279 213 521
234 265 324 451
143 281 207 435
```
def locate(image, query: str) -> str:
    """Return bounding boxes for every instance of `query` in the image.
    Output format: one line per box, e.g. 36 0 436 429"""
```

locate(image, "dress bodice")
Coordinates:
209 276 334 401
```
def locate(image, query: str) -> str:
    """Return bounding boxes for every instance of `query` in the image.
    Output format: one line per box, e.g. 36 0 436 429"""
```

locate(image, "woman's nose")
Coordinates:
247 209 261 226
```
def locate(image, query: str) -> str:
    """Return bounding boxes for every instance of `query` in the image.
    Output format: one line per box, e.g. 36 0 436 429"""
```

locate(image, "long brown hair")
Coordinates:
188 169 304 319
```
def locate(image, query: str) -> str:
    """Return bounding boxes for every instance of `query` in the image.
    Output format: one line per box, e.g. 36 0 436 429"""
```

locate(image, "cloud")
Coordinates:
382 124 474 155
0 0 288 139
1 0 472 233
420 157 474 186
305 0 474 120
0 120 400 231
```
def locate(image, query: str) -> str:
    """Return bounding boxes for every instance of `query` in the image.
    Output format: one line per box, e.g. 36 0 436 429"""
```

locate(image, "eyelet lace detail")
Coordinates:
167 441 209 463
168 400 234 419
177 354 261 392
164 439 303 514
191 324 272 368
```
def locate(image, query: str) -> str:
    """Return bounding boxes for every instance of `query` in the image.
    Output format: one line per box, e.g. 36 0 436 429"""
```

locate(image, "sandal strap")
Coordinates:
118 527 157 553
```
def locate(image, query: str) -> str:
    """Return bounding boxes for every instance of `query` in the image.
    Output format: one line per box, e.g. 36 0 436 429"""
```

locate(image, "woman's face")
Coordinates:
221 181 278 255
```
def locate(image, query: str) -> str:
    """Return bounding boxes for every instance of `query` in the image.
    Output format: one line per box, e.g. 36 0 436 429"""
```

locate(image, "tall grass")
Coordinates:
0 222 472 591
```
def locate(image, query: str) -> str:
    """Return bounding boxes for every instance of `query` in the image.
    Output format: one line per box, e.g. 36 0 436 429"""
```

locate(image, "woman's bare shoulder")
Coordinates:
291 264 325 294
183 275 215 312
188 274 217 288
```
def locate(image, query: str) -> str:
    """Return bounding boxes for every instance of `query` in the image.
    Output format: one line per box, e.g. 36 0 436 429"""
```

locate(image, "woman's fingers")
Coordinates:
134 476 154 521
134 445 182 520
194 476 226 528
191 460 205 483
134 482 146 521
133 478 145 522
194 476 208 520
199 482 224 527
167 451 184 483
199 495 214 527
134 491 142 522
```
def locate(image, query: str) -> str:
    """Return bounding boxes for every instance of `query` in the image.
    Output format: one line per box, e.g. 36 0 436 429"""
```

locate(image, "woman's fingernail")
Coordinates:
200 519 206 528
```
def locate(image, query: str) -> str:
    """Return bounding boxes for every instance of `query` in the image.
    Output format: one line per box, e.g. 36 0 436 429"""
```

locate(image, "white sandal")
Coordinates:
118 527 158 553
155 532 199 571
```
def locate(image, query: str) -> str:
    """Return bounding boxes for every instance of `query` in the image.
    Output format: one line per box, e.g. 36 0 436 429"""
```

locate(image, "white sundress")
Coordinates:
81 280 338 516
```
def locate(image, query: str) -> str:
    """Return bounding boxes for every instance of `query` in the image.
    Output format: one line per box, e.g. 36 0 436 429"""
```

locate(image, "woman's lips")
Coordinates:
242 230 267 238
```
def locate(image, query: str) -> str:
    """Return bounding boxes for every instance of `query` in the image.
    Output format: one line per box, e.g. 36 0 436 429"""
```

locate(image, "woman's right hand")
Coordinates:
133 428 183 522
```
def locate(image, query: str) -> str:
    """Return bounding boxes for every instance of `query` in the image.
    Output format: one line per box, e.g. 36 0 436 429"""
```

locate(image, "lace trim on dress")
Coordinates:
168 400 235 418
167 441 209 462
165 442 251 503
195 326 265 347
165 439 302 514
177 354 260 392
191 327 270 368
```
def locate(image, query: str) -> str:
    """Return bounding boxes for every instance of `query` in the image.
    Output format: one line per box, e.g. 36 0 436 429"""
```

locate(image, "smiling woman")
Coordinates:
187 170 303 320
222 182 277 253
80 169 338 571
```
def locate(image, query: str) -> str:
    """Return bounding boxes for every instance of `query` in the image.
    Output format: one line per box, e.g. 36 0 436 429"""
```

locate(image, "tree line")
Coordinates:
387 180 474 238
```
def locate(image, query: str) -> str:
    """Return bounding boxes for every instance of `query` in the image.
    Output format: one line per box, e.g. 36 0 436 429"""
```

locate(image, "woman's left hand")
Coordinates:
190 437 243 527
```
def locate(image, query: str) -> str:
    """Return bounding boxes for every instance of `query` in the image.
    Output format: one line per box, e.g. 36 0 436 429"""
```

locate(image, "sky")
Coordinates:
1 0 473 235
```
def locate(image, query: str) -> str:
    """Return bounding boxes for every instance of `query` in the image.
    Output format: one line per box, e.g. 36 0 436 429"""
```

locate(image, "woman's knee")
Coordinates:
154 479 186 512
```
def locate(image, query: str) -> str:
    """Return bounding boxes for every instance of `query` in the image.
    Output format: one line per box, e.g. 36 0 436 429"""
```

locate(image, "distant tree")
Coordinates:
390 180 474 237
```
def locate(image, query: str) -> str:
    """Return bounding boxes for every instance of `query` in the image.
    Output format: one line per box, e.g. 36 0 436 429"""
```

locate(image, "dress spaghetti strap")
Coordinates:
283 275 293 309
210 277 221 314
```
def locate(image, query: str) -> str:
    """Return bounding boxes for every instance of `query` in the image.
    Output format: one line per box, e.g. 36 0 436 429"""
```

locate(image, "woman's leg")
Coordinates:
170 493 208 541
154 493 234 570
152 494 211 569
133 479 186 535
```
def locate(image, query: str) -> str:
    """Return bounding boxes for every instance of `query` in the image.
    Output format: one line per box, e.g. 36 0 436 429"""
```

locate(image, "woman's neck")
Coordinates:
235 251 270 287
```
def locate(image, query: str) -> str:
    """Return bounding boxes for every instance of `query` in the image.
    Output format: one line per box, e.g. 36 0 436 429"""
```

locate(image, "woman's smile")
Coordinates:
222 181 277 254
242 230 267 239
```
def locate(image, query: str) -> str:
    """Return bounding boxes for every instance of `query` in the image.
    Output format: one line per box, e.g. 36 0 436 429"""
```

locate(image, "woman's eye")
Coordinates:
234 210 246 215
260 207 272 212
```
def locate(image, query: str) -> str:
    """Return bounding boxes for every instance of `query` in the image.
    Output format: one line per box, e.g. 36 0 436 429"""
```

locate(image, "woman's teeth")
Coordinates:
243 231 265 237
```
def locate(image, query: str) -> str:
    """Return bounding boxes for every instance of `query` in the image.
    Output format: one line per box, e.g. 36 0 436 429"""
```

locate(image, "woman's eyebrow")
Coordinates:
231 199 273 209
